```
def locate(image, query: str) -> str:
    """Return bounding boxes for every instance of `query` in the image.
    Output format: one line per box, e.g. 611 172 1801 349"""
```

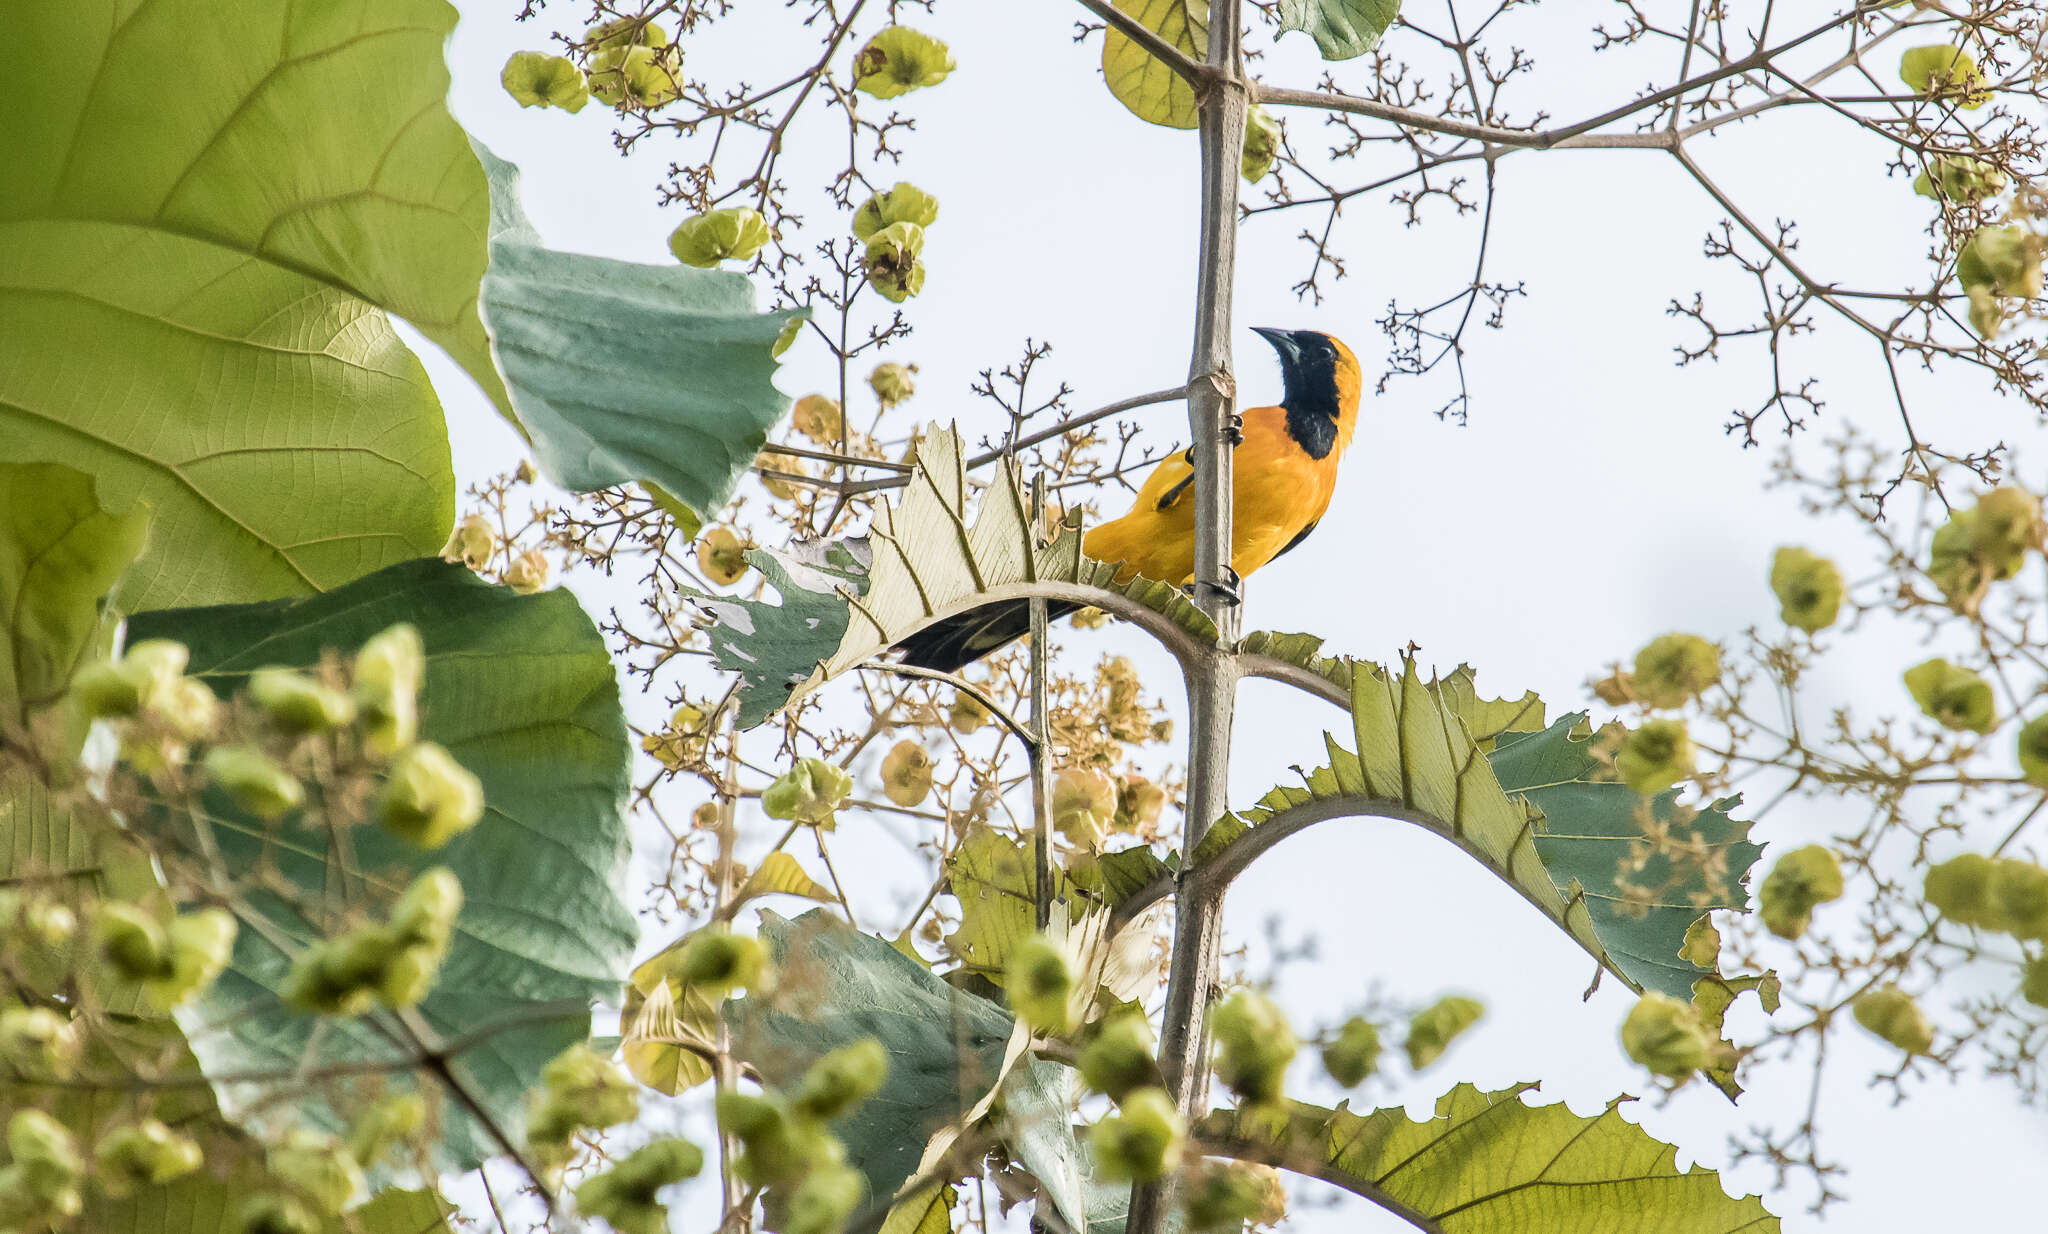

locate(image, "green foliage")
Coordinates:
0 463 149 733
128 558 636 1172
472 142 804 520
693 426 1213 727
1103 0 1208 129
726 909 1017 1209
1276 0 1403 60
1493 717 1760 999
1198 1083 1780 1231
0 0 497 611
1758 845 1845 940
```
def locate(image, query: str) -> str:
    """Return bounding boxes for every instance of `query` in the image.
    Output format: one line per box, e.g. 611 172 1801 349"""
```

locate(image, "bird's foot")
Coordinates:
1224 415 1244 447
1198 566 1243 607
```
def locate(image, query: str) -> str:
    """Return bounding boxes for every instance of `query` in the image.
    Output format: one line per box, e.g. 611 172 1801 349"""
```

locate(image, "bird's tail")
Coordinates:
892 598 1086 673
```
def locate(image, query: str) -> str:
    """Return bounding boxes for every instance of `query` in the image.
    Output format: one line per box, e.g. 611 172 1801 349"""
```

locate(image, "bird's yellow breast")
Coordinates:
1082 406 1341 586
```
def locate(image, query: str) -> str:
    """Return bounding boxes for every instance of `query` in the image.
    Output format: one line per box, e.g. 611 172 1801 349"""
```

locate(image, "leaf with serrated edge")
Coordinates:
695 425 1215 728
1191 656 1758 1003
1199 1083 1778 1232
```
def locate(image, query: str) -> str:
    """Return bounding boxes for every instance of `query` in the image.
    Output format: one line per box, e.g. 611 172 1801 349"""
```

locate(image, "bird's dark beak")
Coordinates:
1251 326 1299 364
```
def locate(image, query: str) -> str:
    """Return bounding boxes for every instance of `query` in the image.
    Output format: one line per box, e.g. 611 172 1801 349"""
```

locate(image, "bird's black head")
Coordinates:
1253 327 1351 459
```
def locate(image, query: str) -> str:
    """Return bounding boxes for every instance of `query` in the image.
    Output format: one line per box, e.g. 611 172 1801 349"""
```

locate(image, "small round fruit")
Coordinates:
1088 1087 1184 1183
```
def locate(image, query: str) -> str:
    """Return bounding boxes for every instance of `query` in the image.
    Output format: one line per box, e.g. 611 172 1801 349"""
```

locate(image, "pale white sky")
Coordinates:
413 2 2043 1229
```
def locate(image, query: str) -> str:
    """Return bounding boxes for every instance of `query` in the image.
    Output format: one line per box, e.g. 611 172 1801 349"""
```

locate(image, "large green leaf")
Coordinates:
0 462 148 740
1199 1083 1779 1232
0 0 495 611
474 142 803 519
1276 0 1401 60
1492 718 1759 1000
1190 657 1758 1000
127 557 637 1172
698 426 1215 728
1103 0 1208 128
728 909 1017 1209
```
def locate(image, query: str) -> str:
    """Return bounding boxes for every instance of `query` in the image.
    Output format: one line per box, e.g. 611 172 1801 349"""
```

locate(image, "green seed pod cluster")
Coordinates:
502 51 590 112
71 639 221 770
1080 1012 1159 1101
2021 715 2048 788
1241 104 1282 183
1620 992 1713 1081
780 1159 866 1234
867 361 917 408
862 221 927 303
1321 1015 1382 1088
574 1138 705 1234
0 1006 79 1080
1923 852 2048 937
677 927 771 998
1852 985 1935 1055
2022 956 2048 1009
853 26 956 99
202 745 305 821
92 903 237 1010
1405 995 1483 1070
1956 225 2044 338
282 868 462 1014
586 18 681 110
852 183 940 242
1630 634 1721 709
763 757 855 827
0 890 75 951
0 1109 85 1227
528 1045 641 1176
250 666 357 734
1913 155 2007 205
1769 547 1844 633
378 742 486 848
1211 990 1296 1105
1899 45 1991 109
1903 658 1996 733
791 1038 890 1122
1180 1160 1284 1232
1087 1086 1184 1182
1053 767 1118 849
1927 487 2045 609
1615 719 1695 795
267 1129 364 1216
695 526 750 586
94 1117 204 1197
1006 935 1075 1036
1758 844 1846 940
354 623 424 757
669 207 772 267
345 1092 427 1167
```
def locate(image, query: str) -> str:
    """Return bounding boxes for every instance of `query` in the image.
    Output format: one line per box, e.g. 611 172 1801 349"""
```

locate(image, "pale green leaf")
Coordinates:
1492 717 1759 999
128 558 637 1172
0 0 494 610
697 425 1214 728
474 141 803 517
621 932 724 1095
739 850 838 905
1104 0 1209 128
878 1183 958 1234
1277 0 1402 60
0 462 148 717
1199 1083 1779 1232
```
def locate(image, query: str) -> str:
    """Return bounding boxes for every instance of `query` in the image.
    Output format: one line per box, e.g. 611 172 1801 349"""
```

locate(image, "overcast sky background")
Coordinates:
410 2 2044 1229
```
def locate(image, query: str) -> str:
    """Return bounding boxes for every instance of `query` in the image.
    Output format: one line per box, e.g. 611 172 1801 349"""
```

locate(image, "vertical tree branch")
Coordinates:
1130 3 1249 1230
1030 475 1056 932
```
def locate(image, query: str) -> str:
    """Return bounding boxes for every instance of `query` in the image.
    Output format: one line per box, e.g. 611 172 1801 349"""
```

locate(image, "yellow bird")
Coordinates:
895 327 1363 671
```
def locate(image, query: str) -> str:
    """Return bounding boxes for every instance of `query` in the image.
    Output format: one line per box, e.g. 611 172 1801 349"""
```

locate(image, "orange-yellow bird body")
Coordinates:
895 327 1362 672
1082 342 1360 585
